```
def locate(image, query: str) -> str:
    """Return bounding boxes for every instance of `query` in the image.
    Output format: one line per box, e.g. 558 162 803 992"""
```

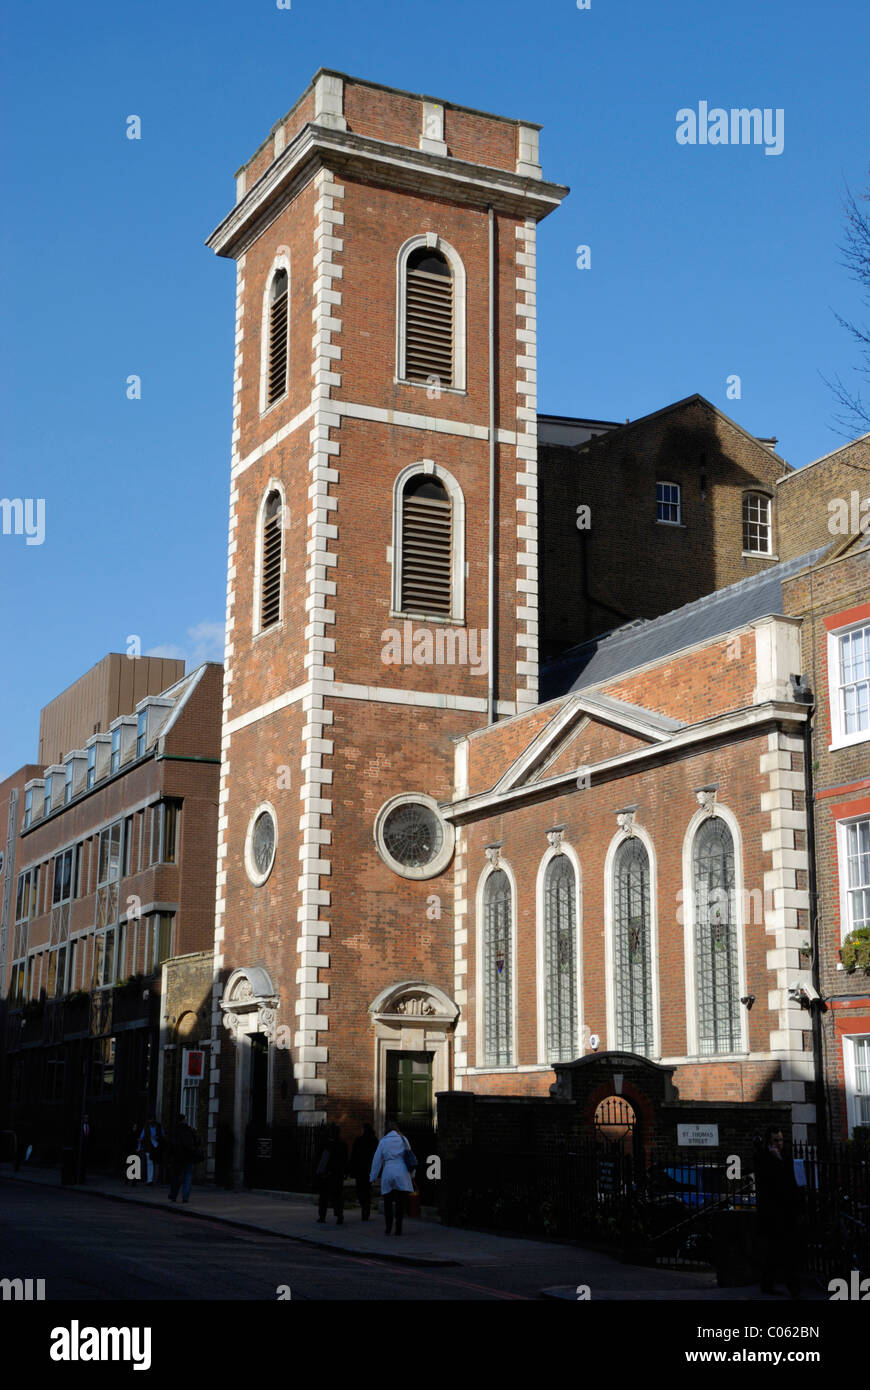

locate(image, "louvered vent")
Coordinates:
405 249 453 388
261 493 283 629
267 270 289 406
401 476 452 616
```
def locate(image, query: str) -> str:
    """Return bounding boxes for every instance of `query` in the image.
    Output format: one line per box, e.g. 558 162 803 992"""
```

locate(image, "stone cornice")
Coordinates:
207 123 569 260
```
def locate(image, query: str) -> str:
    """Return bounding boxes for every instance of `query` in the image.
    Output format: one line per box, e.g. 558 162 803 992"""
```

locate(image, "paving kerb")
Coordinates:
0 1166 460 1268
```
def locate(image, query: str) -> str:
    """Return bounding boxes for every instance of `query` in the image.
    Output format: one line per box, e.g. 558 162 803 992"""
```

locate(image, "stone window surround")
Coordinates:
389 459 466 625
395 233 467 395
373 791 455 881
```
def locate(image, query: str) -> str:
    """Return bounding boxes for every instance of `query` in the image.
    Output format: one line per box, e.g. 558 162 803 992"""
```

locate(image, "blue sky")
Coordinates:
1 0 867 778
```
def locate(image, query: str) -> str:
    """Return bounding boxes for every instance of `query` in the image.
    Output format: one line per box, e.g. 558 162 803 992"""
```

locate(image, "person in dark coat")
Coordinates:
168 1114 203 1203
349 1123 379 1221
137 1114 166 1185
315 1124 348 1225
754 1127 803 1296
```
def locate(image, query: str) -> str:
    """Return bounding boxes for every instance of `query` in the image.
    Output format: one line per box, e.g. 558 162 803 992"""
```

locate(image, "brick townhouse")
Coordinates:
538 396 791 659
783 505 870 1140
0 658 222 1170
204 69 850 1177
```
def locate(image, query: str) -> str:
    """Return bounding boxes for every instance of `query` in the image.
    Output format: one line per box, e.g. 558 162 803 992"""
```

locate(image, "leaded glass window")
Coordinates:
483 868 512 1067
693 817 741 1055
544 855 578 1063
613 838 654 1057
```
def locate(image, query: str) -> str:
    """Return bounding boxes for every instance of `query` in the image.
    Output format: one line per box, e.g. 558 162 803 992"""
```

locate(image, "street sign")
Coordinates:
677 1123 719 1147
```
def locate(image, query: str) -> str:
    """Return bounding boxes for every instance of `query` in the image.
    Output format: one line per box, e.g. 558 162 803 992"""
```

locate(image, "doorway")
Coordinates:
386 1051 433 1128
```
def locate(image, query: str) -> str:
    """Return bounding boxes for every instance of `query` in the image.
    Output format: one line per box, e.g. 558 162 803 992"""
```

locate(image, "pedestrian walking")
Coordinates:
370 1120 416 1236
315 1124 348 1225
137 1114 165 1185
168 1113 204 1204
754 1127 803 1297
349 1122 378 1221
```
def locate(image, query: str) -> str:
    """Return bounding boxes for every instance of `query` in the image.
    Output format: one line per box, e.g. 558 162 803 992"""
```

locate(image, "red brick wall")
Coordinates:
776 438 870 560
828 1001 870 1140
460 729 780 1102
601 632 757 723
466 705 559 795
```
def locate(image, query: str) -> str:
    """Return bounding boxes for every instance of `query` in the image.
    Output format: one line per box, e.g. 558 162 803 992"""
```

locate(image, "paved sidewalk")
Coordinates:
1 1163 820 1299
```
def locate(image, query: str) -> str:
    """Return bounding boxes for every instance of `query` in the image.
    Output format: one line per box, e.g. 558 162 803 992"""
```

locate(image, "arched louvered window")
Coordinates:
400 474 452 616
693 818 741 1055
405 246 454 388
260 491 283 630
483 869 512 1067
544 855 578 1063
613 838 654 1057
267 268 289 406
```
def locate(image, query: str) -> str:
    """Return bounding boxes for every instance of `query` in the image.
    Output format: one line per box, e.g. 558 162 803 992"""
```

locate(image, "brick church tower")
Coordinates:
205 70 567 1176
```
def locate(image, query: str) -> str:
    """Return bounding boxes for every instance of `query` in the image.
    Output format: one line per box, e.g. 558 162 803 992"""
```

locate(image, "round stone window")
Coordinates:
245 804 277 886
374 793 454 880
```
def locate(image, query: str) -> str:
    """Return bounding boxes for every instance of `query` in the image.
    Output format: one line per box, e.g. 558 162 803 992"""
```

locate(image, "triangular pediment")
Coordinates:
494 693 682 794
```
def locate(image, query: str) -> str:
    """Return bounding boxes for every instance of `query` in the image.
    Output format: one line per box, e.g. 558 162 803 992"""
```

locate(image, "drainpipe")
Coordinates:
802 696 828 1147
487 204 497 725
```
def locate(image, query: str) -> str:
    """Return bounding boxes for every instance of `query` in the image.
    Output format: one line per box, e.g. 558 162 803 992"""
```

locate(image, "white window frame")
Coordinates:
828 618 870 750
395 233 467 395
252 480 287 637
843 1034 870 1135
836 813 870 943
258 250 292 416
742 491 773 556
656 481 682 526
390 460 465 624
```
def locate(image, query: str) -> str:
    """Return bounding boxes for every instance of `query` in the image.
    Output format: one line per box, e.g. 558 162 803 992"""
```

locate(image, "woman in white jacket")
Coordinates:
369 1122 415 1235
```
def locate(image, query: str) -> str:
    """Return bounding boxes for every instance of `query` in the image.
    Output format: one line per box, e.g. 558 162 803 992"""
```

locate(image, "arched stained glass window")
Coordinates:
693 817 741 1055
544 855 578 1063
613 838 653 1057
483 868 512 1067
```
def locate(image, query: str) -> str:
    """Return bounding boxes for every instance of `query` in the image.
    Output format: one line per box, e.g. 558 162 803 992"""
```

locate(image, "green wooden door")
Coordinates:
386 1051 433 1126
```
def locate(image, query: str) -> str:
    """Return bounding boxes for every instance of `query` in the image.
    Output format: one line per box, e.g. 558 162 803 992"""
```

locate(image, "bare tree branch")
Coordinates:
827 169 870 436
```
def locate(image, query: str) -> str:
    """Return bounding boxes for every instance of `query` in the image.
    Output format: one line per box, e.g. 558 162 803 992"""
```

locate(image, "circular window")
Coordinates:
374 793 454 880
245 804 277 886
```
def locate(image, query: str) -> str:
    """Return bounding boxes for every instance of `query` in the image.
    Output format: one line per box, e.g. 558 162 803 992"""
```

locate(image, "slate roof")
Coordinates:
542 547 831 700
